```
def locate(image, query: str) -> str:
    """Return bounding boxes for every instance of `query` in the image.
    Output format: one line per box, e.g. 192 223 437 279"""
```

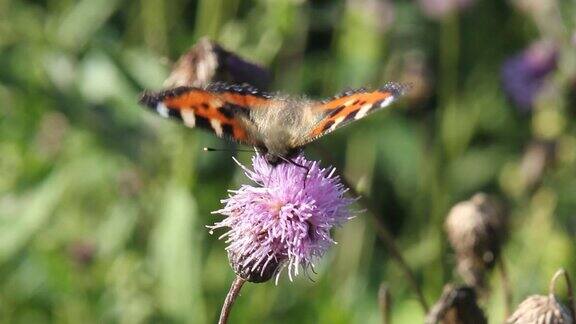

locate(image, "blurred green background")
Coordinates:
1 0 575 323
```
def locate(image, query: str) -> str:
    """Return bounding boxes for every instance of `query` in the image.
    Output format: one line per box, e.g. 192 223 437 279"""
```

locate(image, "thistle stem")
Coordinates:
218 276 246 324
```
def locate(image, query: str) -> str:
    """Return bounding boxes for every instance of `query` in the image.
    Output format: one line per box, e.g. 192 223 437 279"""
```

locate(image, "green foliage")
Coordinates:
1 0 575 323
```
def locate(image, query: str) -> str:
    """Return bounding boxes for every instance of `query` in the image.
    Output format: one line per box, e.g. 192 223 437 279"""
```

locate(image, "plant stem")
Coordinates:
498 258 512 319
218 276 246 324
379 283 392 324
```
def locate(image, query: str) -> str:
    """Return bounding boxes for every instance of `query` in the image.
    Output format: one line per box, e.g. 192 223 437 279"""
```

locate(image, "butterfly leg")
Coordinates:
276 155 311 188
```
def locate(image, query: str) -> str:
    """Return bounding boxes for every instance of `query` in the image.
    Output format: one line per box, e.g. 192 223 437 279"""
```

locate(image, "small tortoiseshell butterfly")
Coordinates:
139 82 407 164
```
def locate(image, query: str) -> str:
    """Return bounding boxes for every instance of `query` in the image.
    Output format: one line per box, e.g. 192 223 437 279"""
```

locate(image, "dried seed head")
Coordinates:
425 284 487 324
507 295 573 324
445 193 507 291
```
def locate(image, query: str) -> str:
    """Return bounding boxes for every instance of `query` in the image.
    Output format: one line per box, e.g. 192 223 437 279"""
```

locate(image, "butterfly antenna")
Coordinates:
203 147 255 153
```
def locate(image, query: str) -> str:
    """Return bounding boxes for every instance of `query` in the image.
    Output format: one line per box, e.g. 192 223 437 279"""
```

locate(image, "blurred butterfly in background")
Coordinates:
138 82 407 165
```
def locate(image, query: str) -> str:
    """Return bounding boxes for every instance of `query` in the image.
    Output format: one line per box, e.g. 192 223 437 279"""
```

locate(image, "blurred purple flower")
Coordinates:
501 41 558 112
209 155 353 282
418 0 476 19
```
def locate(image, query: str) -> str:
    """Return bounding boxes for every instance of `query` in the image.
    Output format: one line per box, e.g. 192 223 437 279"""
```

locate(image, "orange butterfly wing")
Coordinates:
138 84 274 145
309 83 407 139
139 83 407 153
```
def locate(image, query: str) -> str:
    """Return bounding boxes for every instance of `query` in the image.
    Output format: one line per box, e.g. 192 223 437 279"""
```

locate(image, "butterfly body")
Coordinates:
247 97 319 159
139 82 407 164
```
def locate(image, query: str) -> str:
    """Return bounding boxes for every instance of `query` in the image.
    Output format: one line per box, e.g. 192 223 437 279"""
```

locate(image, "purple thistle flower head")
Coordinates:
209 154 354 283
501 41 558 112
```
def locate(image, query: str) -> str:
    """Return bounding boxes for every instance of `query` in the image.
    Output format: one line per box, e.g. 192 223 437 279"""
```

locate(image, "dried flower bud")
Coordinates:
445 193 507 291
163 37 270 89
227 250 280 283
425 284 487 324
507 295 573 324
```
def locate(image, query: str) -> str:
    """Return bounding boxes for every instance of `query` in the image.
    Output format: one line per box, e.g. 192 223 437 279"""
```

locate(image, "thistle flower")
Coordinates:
209 155 353 283
501 41 558 112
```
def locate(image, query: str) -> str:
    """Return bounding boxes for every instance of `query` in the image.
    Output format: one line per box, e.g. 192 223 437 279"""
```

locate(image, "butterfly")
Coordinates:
138 82 407 165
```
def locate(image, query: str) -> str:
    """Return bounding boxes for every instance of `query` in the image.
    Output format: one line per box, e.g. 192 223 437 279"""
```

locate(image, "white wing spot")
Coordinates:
379 96 394 108
354 103 373 120
330 116 346 131
210 119 223 137
181 109 196 127
157 102 170 118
